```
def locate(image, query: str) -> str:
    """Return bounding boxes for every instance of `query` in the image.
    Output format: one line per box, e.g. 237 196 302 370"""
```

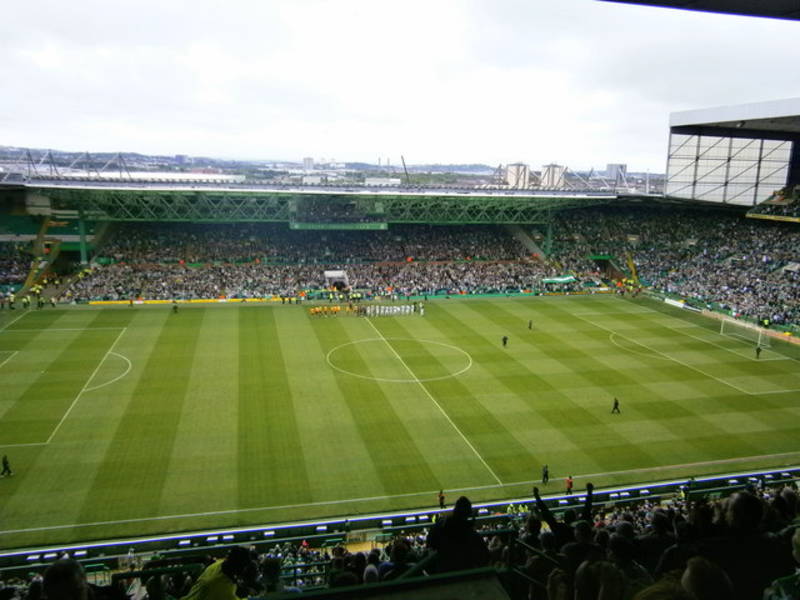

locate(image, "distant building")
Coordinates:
303 157 314 171
606 163 627 184
302 174 327 185
540 164 567 188
505 163 530 189
174 154 190 165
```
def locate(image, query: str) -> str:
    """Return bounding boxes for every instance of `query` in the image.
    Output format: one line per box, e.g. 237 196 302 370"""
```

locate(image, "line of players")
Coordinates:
0 290 57 310
309 302 425 317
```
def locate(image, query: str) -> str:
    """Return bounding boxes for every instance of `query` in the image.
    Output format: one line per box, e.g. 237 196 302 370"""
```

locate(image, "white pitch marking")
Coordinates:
662 324 790 362
0 441 48 449
364 317 503 485
83 352 133 393
1 327 125 332
0 350 18 369
608 333 673 361
573 313 784 397
326 337 473 383
0 311 29 332
1 451 798 536
45 328 128 444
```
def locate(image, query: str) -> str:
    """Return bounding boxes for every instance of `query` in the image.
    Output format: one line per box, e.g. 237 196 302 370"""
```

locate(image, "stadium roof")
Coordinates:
670 97 800 141
599 1 800 21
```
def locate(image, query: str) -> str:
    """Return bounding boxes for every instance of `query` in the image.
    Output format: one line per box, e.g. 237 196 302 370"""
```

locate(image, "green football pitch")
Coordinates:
1 295 799 550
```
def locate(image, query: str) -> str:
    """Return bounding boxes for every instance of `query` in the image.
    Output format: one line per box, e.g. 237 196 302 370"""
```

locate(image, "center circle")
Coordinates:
326 338 473 383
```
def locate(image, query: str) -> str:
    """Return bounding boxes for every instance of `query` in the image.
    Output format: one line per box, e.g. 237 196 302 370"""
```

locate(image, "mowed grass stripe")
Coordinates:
425 302 632 477
506 299 717 397
513 299 800 460
369 313 534 483
276 310 387 502
2 308 66 333
499 301 717 469
623 296 800 361
535 300 768 461
0 310 133 444
360 317 501 487
1 336 74 418
463 300 666 470
0 309 177 546
308 317 440 495
157 306 241 518
237 308 312 508
610 315 800 390
76 308 206 523
0 445 49 532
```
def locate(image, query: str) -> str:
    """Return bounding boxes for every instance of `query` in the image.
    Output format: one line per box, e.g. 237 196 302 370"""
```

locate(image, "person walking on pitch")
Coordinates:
1 455 12 477
541 464 549 485
611 398 621 414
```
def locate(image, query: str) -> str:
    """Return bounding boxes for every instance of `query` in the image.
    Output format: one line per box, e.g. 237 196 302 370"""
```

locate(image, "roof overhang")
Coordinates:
669 97 800 141
598 1 800 22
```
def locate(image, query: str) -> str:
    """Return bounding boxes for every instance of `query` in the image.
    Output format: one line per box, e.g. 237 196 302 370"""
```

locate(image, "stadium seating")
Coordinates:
45 206 800 328
0 473 797 600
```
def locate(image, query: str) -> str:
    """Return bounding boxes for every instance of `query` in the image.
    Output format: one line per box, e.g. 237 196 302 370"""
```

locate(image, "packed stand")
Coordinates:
64 261 558 301
751 185 800 219
0 242 28 290
554 206 800 326
97 223 528 264
1 480 797 600
64 223 569 302
410 480 799 600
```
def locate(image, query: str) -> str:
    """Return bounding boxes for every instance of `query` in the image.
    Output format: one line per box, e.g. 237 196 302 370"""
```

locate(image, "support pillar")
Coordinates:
544 215 553 258
78 210 88 265
788 139 800 188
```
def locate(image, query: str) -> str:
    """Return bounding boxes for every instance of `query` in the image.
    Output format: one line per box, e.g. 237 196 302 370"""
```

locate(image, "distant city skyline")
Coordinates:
2 0 798 172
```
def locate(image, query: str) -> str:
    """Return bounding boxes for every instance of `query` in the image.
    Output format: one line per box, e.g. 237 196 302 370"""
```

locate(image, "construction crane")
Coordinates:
400 155 411 186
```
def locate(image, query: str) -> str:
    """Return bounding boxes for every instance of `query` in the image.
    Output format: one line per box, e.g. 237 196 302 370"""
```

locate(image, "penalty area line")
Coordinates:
2 450 798 536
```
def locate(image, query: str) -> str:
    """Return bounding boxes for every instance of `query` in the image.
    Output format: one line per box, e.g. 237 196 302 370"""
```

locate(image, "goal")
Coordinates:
719 318 771 348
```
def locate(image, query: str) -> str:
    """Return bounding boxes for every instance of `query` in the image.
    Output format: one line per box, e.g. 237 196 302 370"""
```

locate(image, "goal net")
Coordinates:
719 318 771 347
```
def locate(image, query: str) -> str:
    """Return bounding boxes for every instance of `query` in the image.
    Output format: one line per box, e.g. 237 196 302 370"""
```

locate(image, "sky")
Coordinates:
1 0 798 172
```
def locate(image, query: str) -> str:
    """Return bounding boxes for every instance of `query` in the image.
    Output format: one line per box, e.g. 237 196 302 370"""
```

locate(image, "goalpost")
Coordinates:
719 318 771 348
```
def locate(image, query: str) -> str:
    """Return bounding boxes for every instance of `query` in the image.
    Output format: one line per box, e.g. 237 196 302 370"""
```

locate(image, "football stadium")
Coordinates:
2 3 800 600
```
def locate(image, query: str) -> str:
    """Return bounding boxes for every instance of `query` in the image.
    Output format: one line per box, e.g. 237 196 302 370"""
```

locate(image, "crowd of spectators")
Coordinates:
97 223 527 265
64 260 560 302
0 242 28 289
58 208 800 327
553 206 800 326
752 186 800 219
755 200 800 219
64 223 563 302
507 481 800 600
1 481 797 600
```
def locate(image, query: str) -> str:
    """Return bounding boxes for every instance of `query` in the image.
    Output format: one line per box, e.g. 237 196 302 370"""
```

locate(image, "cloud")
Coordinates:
1 0 798 171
